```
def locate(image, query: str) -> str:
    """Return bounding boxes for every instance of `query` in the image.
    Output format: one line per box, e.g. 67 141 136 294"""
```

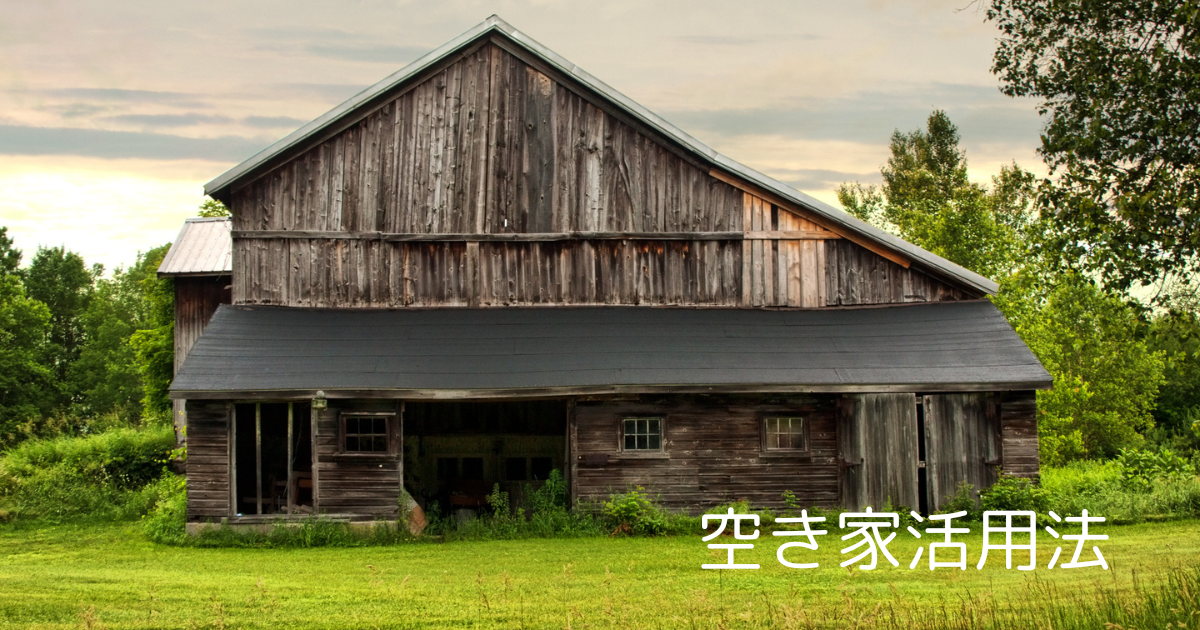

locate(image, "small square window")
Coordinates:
342 414 390 453
622 417 663 451
530 457 553 480
765 417 806 450
505 457 528 481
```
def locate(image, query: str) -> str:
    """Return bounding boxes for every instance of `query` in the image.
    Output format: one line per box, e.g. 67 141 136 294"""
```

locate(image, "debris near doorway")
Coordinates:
400 489 427 536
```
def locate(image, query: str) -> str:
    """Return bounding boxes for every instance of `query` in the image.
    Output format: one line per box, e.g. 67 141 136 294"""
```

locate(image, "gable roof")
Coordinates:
157 217 232 277
170 300 1050 399
204 15 998 295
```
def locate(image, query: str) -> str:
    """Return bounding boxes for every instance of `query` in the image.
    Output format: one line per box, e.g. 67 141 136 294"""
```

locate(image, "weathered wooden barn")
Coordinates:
167 16 1050 525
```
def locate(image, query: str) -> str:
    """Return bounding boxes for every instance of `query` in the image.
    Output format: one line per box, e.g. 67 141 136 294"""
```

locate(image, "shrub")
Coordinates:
1115 447 1191 490
0 426 176 522
602 487 668 536
980 473 1050 512
939 481 981 520
142 474 187 545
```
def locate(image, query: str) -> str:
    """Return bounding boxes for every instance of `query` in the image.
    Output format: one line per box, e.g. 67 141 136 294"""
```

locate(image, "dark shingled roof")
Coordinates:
171 301 1050 399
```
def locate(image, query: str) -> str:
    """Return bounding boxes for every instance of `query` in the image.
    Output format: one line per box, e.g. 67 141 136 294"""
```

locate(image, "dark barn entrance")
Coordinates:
234 402 313 515
402 400 567 514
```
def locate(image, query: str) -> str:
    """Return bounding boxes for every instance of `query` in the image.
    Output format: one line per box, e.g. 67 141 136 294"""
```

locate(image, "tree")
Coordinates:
837 110 1036 280
197 198 230 218
1144 310 1200 452
0 271 55 449
0 228 20 278
23 247 96 395
69 248 169 425
1019 273 1165 464
988 0 1200 297
128 245 174 420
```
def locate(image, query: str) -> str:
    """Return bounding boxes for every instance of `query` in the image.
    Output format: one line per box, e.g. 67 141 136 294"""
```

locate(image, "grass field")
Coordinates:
1 519 1198 629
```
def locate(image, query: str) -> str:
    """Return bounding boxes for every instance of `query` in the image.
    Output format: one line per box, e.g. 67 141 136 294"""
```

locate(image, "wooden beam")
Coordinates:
255 403 262 516
286 402 294 515
232 230 747 242
744 230 841 241
708 169 912 269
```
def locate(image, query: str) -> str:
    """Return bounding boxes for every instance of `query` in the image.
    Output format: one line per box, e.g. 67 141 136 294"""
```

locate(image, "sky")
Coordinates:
0 0 1047 272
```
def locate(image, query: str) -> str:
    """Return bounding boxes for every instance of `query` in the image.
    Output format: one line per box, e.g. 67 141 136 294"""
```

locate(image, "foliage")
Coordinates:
70 246 171 425
1040 460 1200 523
988 0 1200 296
127 245 174 419
0 426 176 522
602 487 668 536
837 110 1036 279
141 473 187 545
0 274 56 450
197 198 231 218
1145 310 1200 452
939 480 982 519
980 474 1050 513
1114 447 1192 491
1018 273 1165 463
23 246 96 400
0 227 20 278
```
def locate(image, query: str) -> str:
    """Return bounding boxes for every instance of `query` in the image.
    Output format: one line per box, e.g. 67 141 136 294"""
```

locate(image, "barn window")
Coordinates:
764 417 806 451
341 413 391 453
622 418 662 451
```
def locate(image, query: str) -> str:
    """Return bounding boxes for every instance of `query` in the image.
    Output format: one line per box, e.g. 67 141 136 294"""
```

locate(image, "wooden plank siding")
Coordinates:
838 394 919 511
999 390 1039 480
924 393 1001 512
227 41 971 309
572 396 840 513
313 401 403 517
185 401 232 521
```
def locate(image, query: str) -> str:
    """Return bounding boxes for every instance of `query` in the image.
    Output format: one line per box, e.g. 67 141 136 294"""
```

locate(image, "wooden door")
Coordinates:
924 393 1000 511
839 394 919 511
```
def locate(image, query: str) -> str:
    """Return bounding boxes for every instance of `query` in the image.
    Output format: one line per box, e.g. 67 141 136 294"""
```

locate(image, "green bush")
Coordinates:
602 487 669 536
141 474 187 544
980 474 1050 512
1115 447 1191 490
938 481 982 519
0 426 176 522
1039 461 1200 523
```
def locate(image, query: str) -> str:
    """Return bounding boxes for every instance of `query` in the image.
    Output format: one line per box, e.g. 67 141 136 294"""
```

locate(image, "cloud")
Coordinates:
302 43 431 64
765 167 882 192
242 115 307 129
660 82 1045 152
43 88 203 105
106 113 234 128
0 125 268 162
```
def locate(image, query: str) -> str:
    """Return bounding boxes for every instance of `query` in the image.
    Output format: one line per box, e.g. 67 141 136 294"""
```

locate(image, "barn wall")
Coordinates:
174 277 231 439
185 400 231 521
227 40 975 309
838 393 919 511
999 390 1039 479
313 400 403 517
571 396 840 513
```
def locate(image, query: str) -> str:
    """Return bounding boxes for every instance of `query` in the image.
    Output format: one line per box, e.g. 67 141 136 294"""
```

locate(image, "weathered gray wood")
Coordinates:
999 390 1039 480
573 396 840 512
839 393 919 511
825 239 970 306
924 393 1001 511
186 400 232 520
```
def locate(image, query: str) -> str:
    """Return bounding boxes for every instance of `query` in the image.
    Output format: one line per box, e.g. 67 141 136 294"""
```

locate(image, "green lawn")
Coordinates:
1 520 1198 629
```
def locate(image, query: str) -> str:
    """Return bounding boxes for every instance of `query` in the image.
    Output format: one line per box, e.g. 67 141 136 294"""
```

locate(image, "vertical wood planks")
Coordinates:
838 393 919 511
924 393 1001 511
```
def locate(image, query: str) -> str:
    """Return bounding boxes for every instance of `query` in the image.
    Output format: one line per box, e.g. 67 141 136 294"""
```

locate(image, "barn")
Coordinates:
162 16 1050 527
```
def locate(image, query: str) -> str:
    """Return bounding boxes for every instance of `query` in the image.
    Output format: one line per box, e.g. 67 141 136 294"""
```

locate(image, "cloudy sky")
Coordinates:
0 0 1046 272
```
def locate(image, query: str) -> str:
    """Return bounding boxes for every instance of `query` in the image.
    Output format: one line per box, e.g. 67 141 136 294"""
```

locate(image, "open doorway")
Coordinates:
403 400 566 517
234 402 312 515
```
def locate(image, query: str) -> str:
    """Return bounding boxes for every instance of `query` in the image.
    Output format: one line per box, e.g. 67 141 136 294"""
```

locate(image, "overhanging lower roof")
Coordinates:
157 217 232 277
170 301 1051 399
202 15 999 296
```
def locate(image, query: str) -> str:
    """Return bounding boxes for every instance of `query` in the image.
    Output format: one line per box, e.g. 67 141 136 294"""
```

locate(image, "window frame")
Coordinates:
338 412 395 456
618 416 666 455
761 416 809 454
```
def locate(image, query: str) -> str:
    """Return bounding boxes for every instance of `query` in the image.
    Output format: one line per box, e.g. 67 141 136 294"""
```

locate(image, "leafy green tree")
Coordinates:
837 110 1036 279
0 266 55 449
128 245 174 420
0 228 20 278
23 247 96 401
1019 274 1165 464
988 0 1200 296
1144 311 1200 452
197 198 230 218
70 247 169 425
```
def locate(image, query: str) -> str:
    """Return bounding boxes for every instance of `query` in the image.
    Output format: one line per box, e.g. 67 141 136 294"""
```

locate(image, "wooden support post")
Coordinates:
230 404 237 516
567 398 578 505
311 401 320 514
398 402 405 501
255 403 262 516
287 403 294 515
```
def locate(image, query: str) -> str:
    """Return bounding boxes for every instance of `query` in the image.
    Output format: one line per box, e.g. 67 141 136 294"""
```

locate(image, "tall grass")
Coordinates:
1040 460 1200 523
0 426 176 523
